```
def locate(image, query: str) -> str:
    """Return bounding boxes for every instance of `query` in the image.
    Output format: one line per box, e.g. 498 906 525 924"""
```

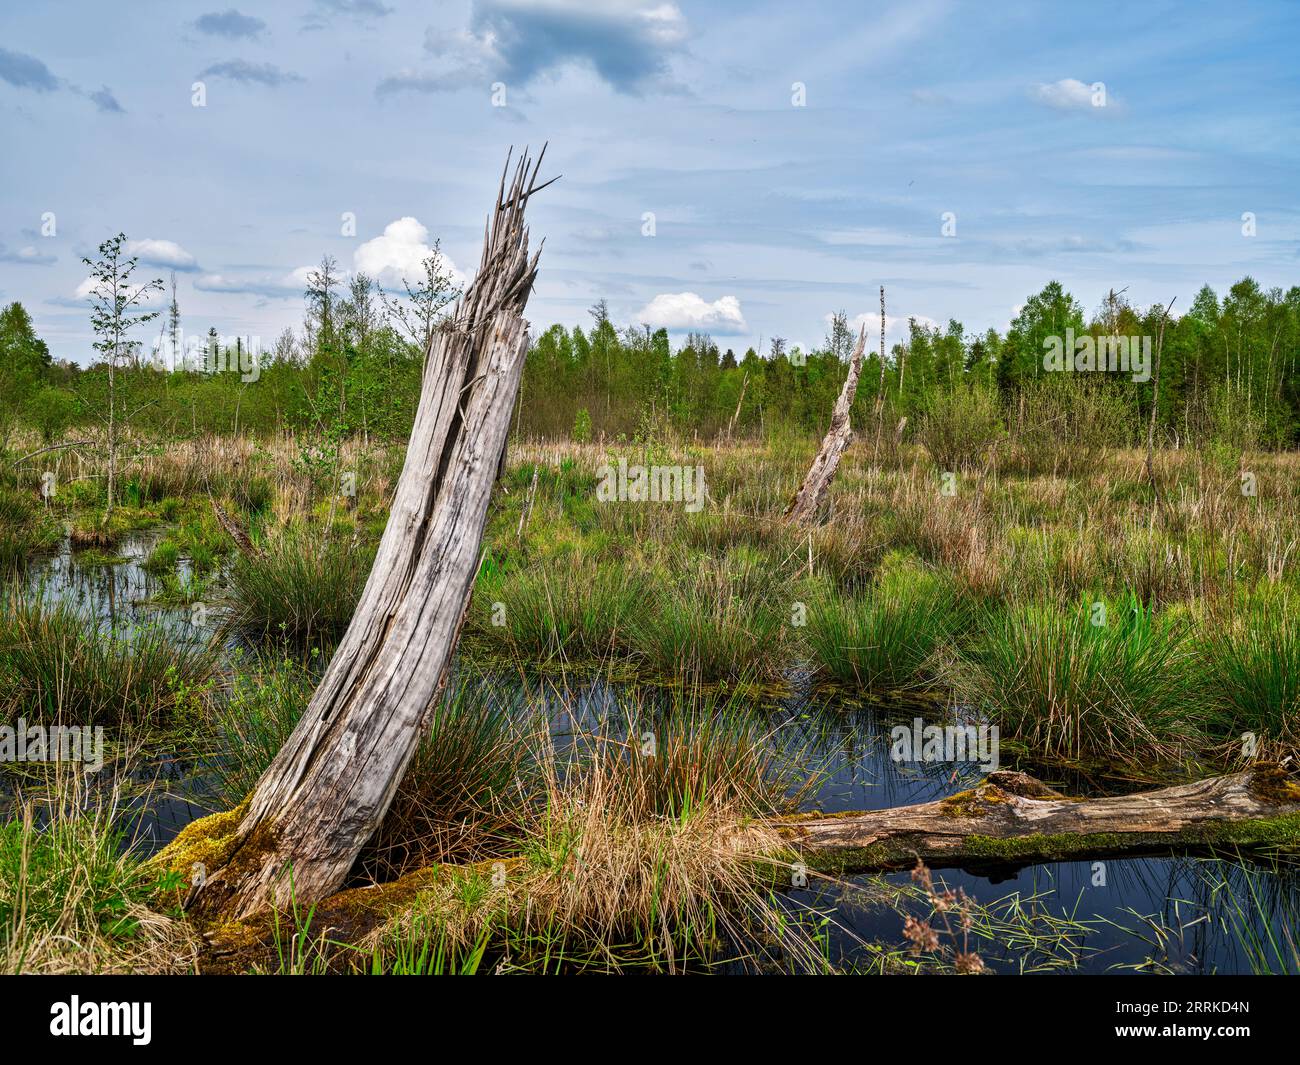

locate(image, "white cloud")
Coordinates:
190 221 465 303
845 311 937 342
126 238 199 271
1030 78 1109 112
635 292 747 332
73 274 165 303
353 216 465 288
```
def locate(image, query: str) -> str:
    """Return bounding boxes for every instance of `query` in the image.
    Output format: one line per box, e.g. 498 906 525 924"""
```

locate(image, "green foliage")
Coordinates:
222 531 374 651
1202 593 1300 752
24 387 77 444
0 597 216 727
629 551 788 682
0 799 165 973
957 597 1197 764
470 561 643 661
0 301 52 445
917 384 1005 471
805 560 966 690
573 406 593 443
8 267 1300 451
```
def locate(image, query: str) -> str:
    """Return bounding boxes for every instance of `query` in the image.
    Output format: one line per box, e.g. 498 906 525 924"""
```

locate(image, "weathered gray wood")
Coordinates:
191 149 550 920
785 325 866 525
780 766 1300 873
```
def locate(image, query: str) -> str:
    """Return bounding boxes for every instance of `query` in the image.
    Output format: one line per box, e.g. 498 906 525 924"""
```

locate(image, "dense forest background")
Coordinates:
4 247 1299 454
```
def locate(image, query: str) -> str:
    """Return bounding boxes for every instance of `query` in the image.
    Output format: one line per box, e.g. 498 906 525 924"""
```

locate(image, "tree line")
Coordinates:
3 234 1299 454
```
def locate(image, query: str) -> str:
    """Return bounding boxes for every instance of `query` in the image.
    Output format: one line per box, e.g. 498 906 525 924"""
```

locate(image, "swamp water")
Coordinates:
4 538 1297 974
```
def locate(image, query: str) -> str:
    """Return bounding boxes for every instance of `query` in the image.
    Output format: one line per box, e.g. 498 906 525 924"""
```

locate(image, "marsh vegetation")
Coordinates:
2 270 1299 974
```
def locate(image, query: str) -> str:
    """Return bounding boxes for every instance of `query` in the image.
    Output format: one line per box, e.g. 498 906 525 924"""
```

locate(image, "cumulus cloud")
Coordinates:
195 9 267 39
380 0 688 97
192 218 463 300
1030 78 1110 112
126 238 200 271
198 59 302 87
636 292 747 333
353 216 465 288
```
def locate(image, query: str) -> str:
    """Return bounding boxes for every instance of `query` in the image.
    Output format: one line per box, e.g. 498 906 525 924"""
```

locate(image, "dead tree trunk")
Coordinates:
785 325 866 525
781 765 1300 873
190 149 552 921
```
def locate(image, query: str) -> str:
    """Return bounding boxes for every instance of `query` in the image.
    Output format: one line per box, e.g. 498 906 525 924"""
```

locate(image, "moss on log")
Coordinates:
778 765 1300 874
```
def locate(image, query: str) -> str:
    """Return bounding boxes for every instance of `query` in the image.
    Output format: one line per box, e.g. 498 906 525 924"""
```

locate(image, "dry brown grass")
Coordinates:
360 727 839 973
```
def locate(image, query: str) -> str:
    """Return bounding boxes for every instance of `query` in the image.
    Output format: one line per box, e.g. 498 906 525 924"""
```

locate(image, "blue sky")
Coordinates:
2 0 1297 362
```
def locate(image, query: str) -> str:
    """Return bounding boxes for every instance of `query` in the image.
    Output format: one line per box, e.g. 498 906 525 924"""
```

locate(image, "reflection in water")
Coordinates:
5 544 1298 974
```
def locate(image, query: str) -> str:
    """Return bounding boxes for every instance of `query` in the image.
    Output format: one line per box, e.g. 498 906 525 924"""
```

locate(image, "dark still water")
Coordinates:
6 542 1298 975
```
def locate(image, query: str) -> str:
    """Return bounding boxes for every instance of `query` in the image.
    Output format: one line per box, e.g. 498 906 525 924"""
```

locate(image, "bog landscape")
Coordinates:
1 3 1297 980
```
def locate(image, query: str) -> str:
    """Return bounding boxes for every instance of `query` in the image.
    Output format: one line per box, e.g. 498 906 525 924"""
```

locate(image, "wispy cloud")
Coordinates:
87 86 124 113
0 45 125 112
0 243 57 266
0 46 60 91
195 9 268 39
1029 77 1116 113
198 59 302 87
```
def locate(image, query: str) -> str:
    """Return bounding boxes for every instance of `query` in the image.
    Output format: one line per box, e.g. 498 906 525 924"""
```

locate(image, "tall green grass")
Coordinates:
957 597 1197 764
0 776 194 974
581 687 825 818
469 562 643 662
222 531 372 650
0 597 216 727
805 563 965 691
1202 596 1300 753
629 550 788 682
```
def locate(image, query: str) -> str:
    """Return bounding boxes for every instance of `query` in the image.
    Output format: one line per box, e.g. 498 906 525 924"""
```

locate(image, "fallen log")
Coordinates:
779 765 1300 874
786 324 866 525
187 148 551 921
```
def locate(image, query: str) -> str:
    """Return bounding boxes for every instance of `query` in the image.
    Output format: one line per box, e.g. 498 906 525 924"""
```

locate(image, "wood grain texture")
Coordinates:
190 149 550 920
780 766 1300 873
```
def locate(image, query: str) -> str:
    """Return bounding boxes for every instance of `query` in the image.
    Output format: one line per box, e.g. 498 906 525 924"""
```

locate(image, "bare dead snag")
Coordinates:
785 325 866 525
726 370 748 441
780 764 1300 873
189 148 551 921
208 493 262 559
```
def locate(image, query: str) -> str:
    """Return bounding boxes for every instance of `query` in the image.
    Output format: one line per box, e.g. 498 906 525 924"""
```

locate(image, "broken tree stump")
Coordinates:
189 148 551 921
785 325 866 525
780 764 1300 874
